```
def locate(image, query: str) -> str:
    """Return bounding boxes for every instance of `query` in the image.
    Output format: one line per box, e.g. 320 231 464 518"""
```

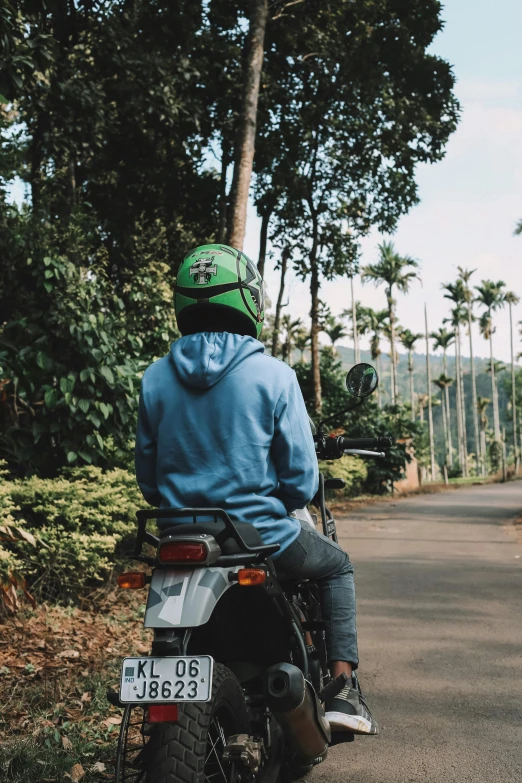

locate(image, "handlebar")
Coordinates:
340 436 392 450
315 434 393 460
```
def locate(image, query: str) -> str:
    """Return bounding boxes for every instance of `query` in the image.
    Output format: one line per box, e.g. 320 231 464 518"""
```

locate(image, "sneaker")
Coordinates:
325 676 379 735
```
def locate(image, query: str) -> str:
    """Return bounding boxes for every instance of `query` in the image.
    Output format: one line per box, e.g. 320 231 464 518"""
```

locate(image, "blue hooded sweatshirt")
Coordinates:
135 332 318 557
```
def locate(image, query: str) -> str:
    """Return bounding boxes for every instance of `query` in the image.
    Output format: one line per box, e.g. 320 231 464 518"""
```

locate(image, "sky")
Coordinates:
244 0 522 363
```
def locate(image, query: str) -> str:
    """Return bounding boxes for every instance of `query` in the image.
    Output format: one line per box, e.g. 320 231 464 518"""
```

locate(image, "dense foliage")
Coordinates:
295 349 426 493
0 245 177 476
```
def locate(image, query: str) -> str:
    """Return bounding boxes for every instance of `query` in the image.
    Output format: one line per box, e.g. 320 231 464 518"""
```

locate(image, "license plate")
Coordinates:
119 656 213 703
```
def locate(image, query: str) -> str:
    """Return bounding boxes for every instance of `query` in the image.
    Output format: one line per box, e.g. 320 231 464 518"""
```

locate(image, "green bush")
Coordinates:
0 464 142 604
319 455 368 498
0 248 178 477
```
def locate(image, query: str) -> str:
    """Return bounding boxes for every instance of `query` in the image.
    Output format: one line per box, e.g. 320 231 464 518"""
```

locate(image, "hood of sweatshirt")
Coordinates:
170 332 265 390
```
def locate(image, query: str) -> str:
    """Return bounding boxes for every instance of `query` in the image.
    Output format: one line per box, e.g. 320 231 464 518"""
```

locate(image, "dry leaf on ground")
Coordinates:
91 761 107 772
70 763 85 782
102 715 122 727
62 735 73 750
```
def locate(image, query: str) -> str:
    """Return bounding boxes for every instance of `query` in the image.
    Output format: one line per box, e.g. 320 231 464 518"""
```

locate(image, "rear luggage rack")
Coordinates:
132 508 280 566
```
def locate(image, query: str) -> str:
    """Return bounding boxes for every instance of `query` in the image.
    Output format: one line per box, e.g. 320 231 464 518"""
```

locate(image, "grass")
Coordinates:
0 589 151 782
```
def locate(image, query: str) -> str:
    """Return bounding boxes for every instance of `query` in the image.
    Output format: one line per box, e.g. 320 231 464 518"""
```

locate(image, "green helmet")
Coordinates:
175 244 265 339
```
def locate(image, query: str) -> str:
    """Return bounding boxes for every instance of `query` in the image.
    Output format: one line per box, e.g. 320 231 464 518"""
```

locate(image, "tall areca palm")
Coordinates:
324 316 348 355
280 315 303 366
434 374 453 469
430 326 455 467
399 329 423 420
457 267 481 474
417 393 429 423
475 280 506 442
358 306 388 406
294 327 310 364
505 291 520 468
341 302 365 364
443 279 469 475
362 242 420 403
477 396 492 469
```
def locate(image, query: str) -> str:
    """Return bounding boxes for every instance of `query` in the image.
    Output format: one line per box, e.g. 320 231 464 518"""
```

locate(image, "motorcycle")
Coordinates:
109 362 391 783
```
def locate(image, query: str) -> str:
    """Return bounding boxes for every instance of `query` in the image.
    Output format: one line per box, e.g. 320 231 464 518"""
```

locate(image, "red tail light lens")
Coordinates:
158 541 207 563
148 704 179 723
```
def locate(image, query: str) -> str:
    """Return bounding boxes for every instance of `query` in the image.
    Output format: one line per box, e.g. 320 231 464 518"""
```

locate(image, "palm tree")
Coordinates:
514 219 522 236
399 329 423 421
430 327 455 467
280 315 303 366
417 393 429 423
442 281 468 475
358 306 388 406
477 396 492 470
434 374 453 469
475 280 506 442
505 291 520 468
341 302 365 364
324 315 348 355
424 306 436 480
294 327 310 364
458 267 481 474
362 241 420 403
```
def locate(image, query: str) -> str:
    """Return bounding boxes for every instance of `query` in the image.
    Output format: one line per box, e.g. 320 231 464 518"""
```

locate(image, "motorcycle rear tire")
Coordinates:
144 663 250 783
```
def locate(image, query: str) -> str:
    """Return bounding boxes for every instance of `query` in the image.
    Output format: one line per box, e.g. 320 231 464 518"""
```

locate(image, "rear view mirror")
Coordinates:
345 363 378 398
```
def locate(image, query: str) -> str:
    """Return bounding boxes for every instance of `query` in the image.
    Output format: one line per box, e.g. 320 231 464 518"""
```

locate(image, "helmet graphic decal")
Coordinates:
190 258 218 285
237 253 264 321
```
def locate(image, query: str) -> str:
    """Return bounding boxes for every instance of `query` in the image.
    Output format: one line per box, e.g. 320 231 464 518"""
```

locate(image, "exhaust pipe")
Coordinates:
264 663 331 764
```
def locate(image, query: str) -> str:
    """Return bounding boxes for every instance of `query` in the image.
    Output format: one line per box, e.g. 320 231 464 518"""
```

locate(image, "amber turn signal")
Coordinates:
237 568 267 586
117 572 146 589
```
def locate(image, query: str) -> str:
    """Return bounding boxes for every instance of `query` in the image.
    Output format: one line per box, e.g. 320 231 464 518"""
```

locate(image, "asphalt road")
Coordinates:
317 482 522 783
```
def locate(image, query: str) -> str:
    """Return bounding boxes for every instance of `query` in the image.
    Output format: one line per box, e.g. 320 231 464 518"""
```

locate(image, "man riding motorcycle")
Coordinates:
135 243 378 736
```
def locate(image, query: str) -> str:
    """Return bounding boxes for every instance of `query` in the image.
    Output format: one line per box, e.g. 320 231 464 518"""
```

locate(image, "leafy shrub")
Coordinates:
0 249 177 477
319 455 368 498
488 440 503 473
0 464 142 606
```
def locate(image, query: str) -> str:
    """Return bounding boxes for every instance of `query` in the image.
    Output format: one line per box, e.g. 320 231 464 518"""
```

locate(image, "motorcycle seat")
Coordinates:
159 520 264 556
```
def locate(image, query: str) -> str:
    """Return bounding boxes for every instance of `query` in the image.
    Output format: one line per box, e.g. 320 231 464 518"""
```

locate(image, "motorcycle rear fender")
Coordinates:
144 566 239 628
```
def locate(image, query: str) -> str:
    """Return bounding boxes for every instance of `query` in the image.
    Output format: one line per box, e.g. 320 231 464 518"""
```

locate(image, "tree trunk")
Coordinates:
227 0 268 249
425 306 436 481
30 112 47 218
310 261 322 414
218 138 230 243
376 352 381 408
509 302 518 471
443 349 453 468
459 331 468 476
350 276 359 364
257 205 272 278
387 290 396 404
271 249 289 357
409 351 415 421
490 327 500 441
466 309 481 475
454 332 464 472
441 384 449 471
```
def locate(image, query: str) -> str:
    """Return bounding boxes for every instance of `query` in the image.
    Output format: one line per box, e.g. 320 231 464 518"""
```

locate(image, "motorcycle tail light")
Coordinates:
148 704 179 723
237 568 267 586
158 541 207 563
117 572 146 589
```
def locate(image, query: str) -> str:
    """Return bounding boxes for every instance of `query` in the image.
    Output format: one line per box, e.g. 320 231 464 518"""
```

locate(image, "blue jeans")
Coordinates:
275 521 359 667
